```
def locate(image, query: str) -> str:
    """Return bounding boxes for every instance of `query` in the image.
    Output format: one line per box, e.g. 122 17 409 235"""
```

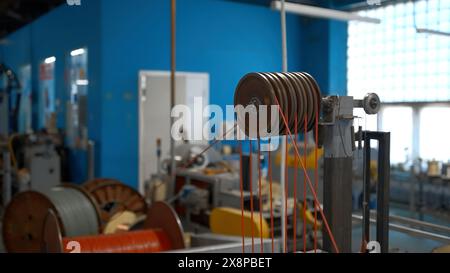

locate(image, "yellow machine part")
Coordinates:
275 142 324 170
210 207 269 238
298 202 322 229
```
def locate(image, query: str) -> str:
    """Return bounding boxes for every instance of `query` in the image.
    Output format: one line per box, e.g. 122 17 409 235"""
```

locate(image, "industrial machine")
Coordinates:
233 72 389 253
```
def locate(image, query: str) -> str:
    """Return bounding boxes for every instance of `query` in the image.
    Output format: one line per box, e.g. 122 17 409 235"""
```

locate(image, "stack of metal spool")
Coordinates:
234 72 321 137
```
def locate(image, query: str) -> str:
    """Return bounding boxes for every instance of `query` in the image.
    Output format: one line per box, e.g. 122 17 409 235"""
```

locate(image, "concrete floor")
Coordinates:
351 225 443 253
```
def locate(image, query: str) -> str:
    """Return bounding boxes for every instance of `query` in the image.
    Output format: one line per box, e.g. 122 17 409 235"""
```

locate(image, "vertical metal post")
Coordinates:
87 140 95 180
279 0 288 253
170 0 177 193
322 96 353 253
376 132 390 253
362 133 371 245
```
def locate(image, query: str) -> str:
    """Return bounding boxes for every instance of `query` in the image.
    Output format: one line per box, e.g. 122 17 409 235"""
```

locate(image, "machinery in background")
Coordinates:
390 159 450 221
1 133 64 212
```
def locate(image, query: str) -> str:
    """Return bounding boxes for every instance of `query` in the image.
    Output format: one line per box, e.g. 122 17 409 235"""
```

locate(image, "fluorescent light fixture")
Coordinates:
416 28 450 38
271 1 381 24
44 56 56 64
76 79 89 86
70 48 85 56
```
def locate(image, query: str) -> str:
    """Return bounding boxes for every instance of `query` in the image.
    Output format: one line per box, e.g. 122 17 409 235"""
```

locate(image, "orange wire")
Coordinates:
314 100 319 253
293 116 298 253
303 116 307 253
284 113 289 253
268 138 274 253
274 96 340 253
249 141 255 253
258 138 263 253
239 142 245 253
62 230 172 253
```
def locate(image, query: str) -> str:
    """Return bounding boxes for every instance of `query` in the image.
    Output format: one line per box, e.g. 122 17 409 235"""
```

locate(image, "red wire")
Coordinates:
274 96 340 253
249 141 255 253
239 142 245 253
314 101 319 253
284 113 289 253
268 138 274 253
293 116 298 253
258 138 263 253
62 230 172 253
303 116 307 253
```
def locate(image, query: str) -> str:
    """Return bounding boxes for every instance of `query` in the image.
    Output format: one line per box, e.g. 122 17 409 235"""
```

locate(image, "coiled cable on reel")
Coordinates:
43 201 185 253
2 184 101 252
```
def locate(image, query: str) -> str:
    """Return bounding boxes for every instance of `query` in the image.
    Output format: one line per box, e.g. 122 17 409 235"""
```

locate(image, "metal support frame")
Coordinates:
322 96 354 253
362 131 391 253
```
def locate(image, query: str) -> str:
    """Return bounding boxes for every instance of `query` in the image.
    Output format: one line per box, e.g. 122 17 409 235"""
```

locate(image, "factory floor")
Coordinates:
351 225 442 253
351 203 449 253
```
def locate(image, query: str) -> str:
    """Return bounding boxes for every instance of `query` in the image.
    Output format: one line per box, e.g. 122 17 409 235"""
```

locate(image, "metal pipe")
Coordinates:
352 215 450 245
370 211 450 235
271 1 381 24
87 140 95 180
416 28 450 37
170 0 177 194
279 0 288 253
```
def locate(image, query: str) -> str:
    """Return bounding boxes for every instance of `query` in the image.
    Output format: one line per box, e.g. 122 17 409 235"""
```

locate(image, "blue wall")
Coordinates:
99 0 304 188
0 0 349 189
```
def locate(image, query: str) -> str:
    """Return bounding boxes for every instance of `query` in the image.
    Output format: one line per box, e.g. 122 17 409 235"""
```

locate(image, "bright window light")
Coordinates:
70 48 85 56
76 79 89 86
44 56 56 64
419 106 450 161
380 106 413 164
348 0 450 103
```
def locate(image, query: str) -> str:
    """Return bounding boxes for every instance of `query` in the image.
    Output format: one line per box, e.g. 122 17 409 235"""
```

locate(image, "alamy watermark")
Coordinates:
170 97 280 151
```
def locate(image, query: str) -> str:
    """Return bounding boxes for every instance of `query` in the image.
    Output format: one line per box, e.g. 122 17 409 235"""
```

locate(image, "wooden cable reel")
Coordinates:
2 184 101 253
82 179 148 226
43 201 185 253
82 178 122 192
234 72 321 137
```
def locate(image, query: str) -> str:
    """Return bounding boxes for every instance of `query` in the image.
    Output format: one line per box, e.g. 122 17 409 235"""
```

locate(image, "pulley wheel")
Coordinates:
234 73 278 138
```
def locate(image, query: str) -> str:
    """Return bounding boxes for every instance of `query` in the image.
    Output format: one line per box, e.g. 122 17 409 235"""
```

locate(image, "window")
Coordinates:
348 0 450 164
379 106 413 164
348 0 450 103
419 106 450 161
66 47 89 149
39 56 56 130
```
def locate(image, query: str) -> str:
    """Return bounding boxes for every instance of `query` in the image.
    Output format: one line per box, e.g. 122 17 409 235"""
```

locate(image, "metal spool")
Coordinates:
82 178 122 193
234 72 321 137
2 184 101 253
82 179 147 226
43 201 185 253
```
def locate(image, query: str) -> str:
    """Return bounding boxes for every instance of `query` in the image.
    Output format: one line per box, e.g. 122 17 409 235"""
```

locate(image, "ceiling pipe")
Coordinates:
271 1 381 24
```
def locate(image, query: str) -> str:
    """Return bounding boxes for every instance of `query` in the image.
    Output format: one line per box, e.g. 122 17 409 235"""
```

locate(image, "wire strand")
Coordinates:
239 142 245 253
273 95 340 253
